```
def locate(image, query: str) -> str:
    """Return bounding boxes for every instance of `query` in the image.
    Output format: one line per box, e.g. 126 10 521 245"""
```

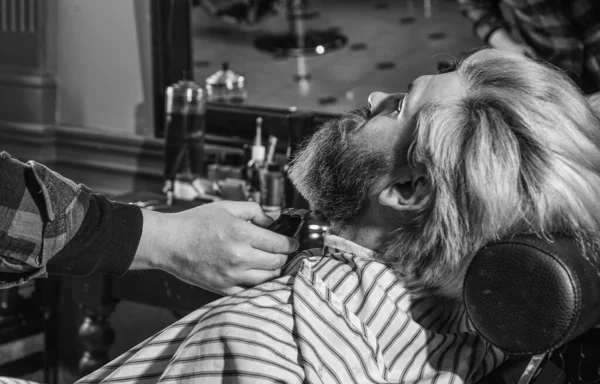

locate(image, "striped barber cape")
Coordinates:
76 234 505 384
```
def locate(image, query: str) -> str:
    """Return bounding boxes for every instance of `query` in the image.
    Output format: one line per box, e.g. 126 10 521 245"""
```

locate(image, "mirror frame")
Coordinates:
150 0 194 138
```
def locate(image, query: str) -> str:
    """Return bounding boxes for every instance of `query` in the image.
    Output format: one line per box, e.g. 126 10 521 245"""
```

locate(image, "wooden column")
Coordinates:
0 0 57 163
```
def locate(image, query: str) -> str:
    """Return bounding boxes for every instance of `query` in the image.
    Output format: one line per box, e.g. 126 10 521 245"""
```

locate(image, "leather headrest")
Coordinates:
463 234 600 355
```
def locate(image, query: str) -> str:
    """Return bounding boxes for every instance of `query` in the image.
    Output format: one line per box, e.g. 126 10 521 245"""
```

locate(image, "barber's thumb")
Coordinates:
226 201 273 227
268 235 300 255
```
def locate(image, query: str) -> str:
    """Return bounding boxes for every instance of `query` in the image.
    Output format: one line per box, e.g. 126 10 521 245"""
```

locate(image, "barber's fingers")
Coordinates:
244 221 300 255
238 268 284 288
222 201 274 228
221 286 245 296
239 246 290 271
219 268 283 296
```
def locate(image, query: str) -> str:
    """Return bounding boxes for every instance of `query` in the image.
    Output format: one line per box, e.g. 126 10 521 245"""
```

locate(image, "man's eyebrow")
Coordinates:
401 82 414 107
401 81 414 107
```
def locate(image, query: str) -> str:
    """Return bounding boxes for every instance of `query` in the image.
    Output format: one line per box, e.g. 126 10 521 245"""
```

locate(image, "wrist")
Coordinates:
130 209 171 270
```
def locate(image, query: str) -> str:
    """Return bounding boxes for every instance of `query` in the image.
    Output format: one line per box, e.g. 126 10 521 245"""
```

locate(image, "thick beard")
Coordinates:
288 108 392 225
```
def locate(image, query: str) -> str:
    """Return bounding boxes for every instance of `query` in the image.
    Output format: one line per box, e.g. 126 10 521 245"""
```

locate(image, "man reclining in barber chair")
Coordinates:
76 48 600 384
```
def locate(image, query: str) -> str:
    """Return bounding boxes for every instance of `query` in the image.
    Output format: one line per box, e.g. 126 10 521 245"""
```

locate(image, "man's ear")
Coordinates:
378 171 428 211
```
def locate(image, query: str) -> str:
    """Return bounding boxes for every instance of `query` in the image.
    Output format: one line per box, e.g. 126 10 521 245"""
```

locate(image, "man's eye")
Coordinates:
438 60 457 74
395 97 405 112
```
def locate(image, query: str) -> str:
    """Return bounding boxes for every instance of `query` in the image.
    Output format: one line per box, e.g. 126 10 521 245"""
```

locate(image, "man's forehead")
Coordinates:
393 72 465 166
406 72 465 112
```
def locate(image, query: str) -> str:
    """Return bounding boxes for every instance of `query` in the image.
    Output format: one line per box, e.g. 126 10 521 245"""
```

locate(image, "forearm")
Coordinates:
47 195 143 277
458 0 507 44
0 151 143 287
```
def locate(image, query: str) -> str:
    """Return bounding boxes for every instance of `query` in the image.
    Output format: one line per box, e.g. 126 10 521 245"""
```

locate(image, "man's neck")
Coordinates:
331 222 388 253
330 206 405 252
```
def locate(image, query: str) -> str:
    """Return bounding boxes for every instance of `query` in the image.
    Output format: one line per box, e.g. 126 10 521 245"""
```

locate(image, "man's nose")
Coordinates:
368 92 389 111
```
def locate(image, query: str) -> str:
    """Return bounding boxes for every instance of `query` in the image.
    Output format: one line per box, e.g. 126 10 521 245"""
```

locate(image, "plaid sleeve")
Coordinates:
0 152 143 288
458 0 507 44
0 151 90 287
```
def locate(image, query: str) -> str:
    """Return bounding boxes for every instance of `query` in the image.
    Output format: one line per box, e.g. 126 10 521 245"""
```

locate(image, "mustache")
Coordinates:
350 106 371 120
335 106 370 136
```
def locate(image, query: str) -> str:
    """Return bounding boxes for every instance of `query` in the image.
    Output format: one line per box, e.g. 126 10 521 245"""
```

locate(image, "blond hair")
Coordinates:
382 49 600 298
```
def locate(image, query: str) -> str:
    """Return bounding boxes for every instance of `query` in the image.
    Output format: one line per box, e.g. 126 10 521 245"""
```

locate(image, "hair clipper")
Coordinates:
267 208 312 240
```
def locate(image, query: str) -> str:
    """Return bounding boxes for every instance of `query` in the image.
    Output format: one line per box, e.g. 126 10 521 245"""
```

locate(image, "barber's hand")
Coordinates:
488 28 539 59
132 201 300 296
506 43 538 60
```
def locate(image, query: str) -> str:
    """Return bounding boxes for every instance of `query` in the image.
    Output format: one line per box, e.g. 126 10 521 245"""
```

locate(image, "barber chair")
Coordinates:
0 277 59 384
464 234 600 384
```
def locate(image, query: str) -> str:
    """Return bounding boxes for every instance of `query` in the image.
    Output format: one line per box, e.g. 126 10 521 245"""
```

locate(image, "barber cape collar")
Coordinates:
322 233 382 261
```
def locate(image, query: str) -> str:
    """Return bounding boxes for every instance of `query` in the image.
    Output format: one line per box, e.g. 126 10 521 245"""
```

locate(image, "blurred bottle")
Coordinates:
261 134 284 212
205 62 248 104
261 163 285 212
163 71 207 193
251 117 265 164
265 134 278 165
283 143 294 207
246 117 265 203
